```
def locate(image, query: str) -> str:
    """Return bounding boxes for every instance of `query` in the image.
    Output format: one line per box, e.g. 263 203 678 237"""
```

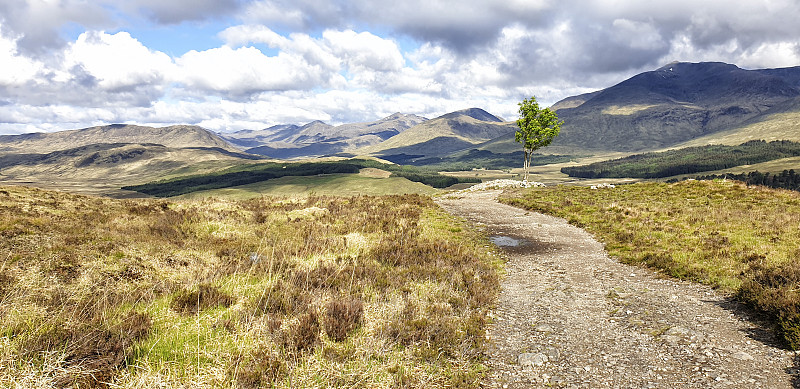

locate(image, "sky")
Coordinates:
1 0 800 135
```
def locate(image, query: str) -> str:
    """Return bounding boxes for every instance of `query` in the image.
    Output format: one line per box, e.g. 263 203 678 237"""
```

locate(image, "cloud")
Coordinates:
0 0 112 56
129 0 241 24
175 45 335 96
64 31 174 91
3 0 800 135
0 32 44 86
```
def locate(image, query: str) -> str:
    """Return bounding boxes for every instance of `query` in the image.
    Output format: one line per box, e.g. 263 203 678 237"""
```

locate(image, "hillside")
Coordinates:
359 108 517 158
675 96 800 147
549 62 800 152
0 143 260 197
229 113 427 159
0 124 237 153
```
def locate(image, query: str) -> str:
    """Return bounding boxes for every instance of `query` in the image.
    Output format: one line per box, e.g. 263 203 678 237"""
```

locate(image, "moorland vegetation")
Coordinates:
0 186 500 388
561 140 800 179
501 180 800 348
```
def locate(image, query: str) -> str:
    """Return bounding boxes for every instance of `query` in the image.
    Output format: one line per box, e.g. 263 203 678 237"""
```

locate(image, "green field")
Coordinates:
123 159 479 197
178 174 439 199
501 180 800 348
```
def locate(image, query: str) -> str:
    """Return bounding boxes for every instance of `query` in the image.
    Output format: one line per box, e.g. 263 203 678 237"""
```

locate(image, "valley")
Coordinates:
3 61 800 387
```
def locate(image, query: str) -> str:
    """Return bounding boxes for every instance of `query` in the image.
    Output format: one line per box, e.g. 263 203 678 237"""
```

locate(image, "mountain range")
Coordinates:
3 60 800 195
222 112 428 159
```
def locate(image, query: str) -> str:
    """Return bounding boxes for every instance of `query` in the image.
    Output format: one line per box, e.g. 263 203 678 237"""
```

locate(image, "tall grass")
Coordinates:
0 186 501 387
501 180 800 348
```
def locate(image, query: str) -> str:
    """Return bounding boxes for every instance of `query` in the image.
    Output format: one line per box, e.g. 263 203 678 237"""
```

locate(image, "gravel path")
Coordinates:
436 190 799 388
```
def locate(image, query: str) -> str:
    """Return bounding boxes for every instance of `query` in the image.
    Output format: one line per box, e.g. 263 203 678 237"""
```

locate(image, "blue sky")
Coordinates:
1 0 800 135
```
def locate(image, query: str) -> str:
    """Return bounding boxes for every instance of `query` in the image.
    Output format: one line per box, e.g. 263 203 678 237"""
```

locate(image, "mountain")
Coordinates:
358 108 517 158
219 124 300 149
0 143 261 197
674 95 800 148
549 61 800 152
0 124 237 153
240 113 427 159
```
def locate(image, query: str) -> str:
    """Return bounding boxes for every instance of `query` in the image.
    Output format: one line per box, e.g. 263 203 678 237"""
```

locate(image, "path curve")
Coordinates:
436 190 797 388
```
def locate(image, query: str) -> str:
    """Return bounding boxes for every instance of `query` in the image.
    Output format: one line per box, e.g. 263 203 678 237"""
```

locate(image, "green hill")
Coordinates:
359 108 516 158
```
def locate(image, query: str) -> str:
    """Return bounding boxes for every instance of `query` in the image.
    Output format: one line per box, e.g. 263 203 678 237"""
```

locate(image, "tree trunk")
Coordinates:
523 149 531 182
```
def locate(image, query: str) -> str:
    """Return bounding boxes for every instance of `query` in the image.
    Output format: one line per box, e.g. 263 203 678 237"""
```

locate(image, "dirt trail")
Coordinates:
436 190 798 388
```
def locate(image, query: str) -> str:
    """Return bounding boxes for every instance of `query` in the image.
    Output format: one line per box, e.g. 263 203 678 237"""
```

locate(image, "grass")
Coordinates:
677 111 800 147
177 174 439 199
561 140 800 179
0 185 502 387
123 159 479 197
500 180 800 348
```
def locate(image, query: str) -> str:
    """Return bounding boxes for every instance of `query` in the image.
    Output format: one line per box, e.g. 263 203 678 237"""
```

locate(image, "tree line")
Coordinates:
686 170 800 192
123 159 481 197
561 140 800 178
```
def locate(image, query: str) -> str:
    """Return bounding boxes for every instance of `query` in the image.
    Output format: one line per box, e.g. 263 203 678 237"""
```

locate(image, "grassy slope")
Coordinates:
501 180 800 347
357 116 512 156
0 186 501 388
676 111 800 148
0 146 261 197
177 174 439 199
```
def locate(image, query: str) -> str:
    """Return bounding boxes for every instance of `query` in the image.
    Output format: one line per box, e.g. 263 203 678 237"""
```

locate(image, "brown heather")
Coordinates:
501 179 800 348
0 186 501 387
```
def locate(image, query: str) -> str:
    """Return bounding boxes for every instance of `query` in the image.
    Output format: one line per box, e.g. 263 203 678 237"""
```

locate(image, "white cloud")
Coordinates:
323 30 404 72
175 45 332 95
0 32 44 86
63 31 174 91
3 0 800 135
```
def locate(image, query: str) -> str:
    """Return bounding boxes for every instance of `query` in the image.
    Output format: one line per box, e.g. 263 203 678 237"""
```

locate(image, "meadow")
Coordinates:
501 180 800 348
0 186 501 388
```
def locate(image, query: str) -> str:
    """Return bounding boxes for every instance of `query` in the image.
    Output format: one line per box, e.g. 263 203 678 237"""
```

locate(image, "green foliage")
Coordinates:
501 180 800 349
390 171 479 188
514 97 563 180
692 169 800 192
381 149 573 171
562 140 800 178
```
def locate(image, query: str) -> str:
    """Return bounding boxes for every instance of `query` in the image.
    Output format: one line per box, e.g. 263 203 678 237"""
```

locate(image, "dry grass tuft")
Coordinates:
323 297 363 342
171 284 235 314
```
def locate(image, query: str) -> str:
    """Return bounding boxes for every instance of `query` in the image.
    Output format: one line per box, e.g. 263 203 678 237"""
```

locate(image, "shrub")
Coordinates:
323 298 364 342
171 285 235 314
282 311 320 353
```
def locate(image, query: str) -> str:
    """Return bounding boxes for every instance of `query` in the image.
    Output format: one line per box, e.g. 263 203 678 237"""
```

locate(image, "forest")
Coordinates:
123 159 480 197
688 170 800 191
561 140 800 178
382 149 573 171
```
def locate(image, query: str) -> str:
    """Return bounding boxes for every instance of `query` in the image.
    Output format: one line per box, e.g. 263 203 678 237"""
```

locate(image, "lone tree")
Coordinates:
514 96 563 182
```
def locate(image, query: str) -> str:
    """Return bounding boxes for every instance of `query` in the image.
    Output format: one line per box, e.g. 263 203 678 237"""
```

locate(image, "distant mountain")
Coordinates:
220 124 301 148
240 113 427 158
358 108 517 158
0 124 236 153
549 61 800 152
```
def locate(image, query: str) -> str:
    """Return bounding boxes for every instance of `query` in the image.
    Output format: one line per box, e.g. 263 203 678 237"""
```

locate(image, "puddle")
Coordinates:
490 235 522 247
